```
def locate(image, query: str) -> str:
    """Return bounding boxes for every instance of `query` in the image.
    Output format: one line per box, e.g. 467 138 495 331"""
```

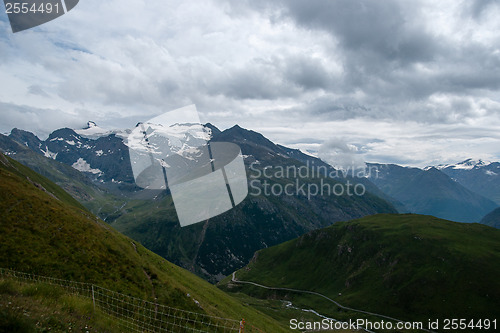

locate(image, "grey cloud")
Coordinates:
269 0 439 66
2 0 500 166
283 55 333 91
0 102 83 138
318 138 366 169
234 0 500 123
28 85 50 98
469 0 500 19
305 96 370 120
209 63 289 100
207 55 331 100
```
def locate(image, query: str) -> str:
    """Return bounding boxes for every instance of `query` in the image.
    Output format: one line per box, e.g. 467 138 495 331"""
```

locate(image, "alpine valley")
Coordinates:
2 122 500 332
1 122 499 284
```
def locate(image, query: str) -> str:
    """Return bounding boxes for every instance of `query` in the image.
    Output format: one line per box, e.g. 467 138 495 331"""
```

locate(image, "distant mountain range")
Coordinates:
365 163 498 223
436 159 500 205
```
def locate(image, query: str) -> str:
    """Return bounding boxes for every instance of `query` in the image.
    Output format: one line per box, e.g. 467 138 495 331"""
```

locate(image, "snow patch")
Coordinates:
72 158 102 175
75 121 129 139
42 147 57 159
436 159 492 170
95 150 104 156
486 170 498 176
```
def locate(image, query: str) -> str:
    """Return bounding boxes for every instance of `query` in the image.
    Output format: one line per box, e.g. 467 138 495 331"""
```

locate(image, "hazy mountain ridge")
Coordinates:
481 207 500 228
436 159 500 205
366 163 498 223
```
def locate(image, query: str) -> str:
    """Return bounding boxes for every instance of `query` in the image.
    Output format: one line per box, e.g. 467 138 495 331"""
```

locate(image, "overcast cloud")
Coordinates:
1 0 499 166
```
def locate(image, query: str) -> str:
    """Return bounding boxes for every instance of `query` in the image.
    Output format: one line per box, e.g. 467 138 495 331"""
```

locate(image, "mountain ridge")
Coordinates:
366 162 498 223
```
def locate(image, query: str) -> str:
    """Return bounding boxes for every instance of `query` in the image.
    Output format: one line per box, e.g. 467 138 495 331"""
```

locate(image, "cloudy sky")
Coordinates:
1 0 500 167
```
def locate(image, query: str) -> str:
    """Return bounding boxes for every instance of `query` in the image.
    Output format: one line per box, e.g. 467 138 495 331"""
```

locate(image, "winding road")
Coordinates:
231 272 435 333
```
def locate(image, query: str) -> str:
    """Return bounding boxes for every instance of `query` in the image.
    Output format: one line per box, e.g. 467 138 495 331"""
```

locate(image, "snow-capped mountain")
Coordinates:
365 163 498 222
435 158 492 171
435 159 500 205
8 126 134 185
75 121 130 140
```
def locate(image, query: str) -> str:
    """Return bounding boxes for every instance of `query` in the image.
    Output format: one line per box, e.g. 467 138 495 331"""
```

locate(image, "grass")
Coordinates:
0 279 120 333
219 214 500 329
0 154 290 332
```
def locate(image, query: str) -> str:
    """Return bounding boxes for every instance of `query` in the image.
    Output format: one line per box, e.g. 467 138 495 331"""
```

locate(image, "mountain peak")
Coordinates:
9 128 43 150
448 159 491 170
424 166 440 173
48 128 79 140
213 124 282 154
459 158 490 167
434 158 492 170
84 121 98 129
203 123 221 137
75 122 116 139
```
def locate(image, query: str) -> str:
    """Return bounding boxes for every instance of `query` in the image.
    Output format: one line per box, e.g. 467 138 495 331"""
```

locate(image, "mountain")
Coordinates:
6 124 397 282
481 207 500 229
0 153 288 332
221 214 500 323
366 163 498 222
0 133 128 220
437 159 500 205
9 127 135 186
110 125 397 281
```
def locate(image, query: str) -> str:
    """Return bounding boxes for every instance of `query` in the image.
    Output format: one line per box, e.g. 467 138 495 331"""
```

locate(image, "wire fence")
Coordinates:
0 268 258 333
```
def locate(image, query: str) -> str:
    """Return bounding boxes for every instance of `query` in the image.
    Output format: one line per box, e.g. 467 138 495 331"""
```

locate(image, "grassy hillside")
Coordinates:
0 279 122 333
221 214 500 324
0 154 288 332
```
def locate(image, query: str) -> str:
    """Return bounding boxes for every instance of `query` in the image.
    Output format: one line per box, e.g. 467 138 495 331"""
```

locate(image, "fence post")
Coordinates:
92 285 96 312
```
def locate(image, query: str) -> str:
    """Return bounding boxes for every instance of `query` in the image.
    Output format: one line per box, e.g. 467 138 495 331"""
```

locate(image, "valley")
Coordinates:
1 123 499 332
